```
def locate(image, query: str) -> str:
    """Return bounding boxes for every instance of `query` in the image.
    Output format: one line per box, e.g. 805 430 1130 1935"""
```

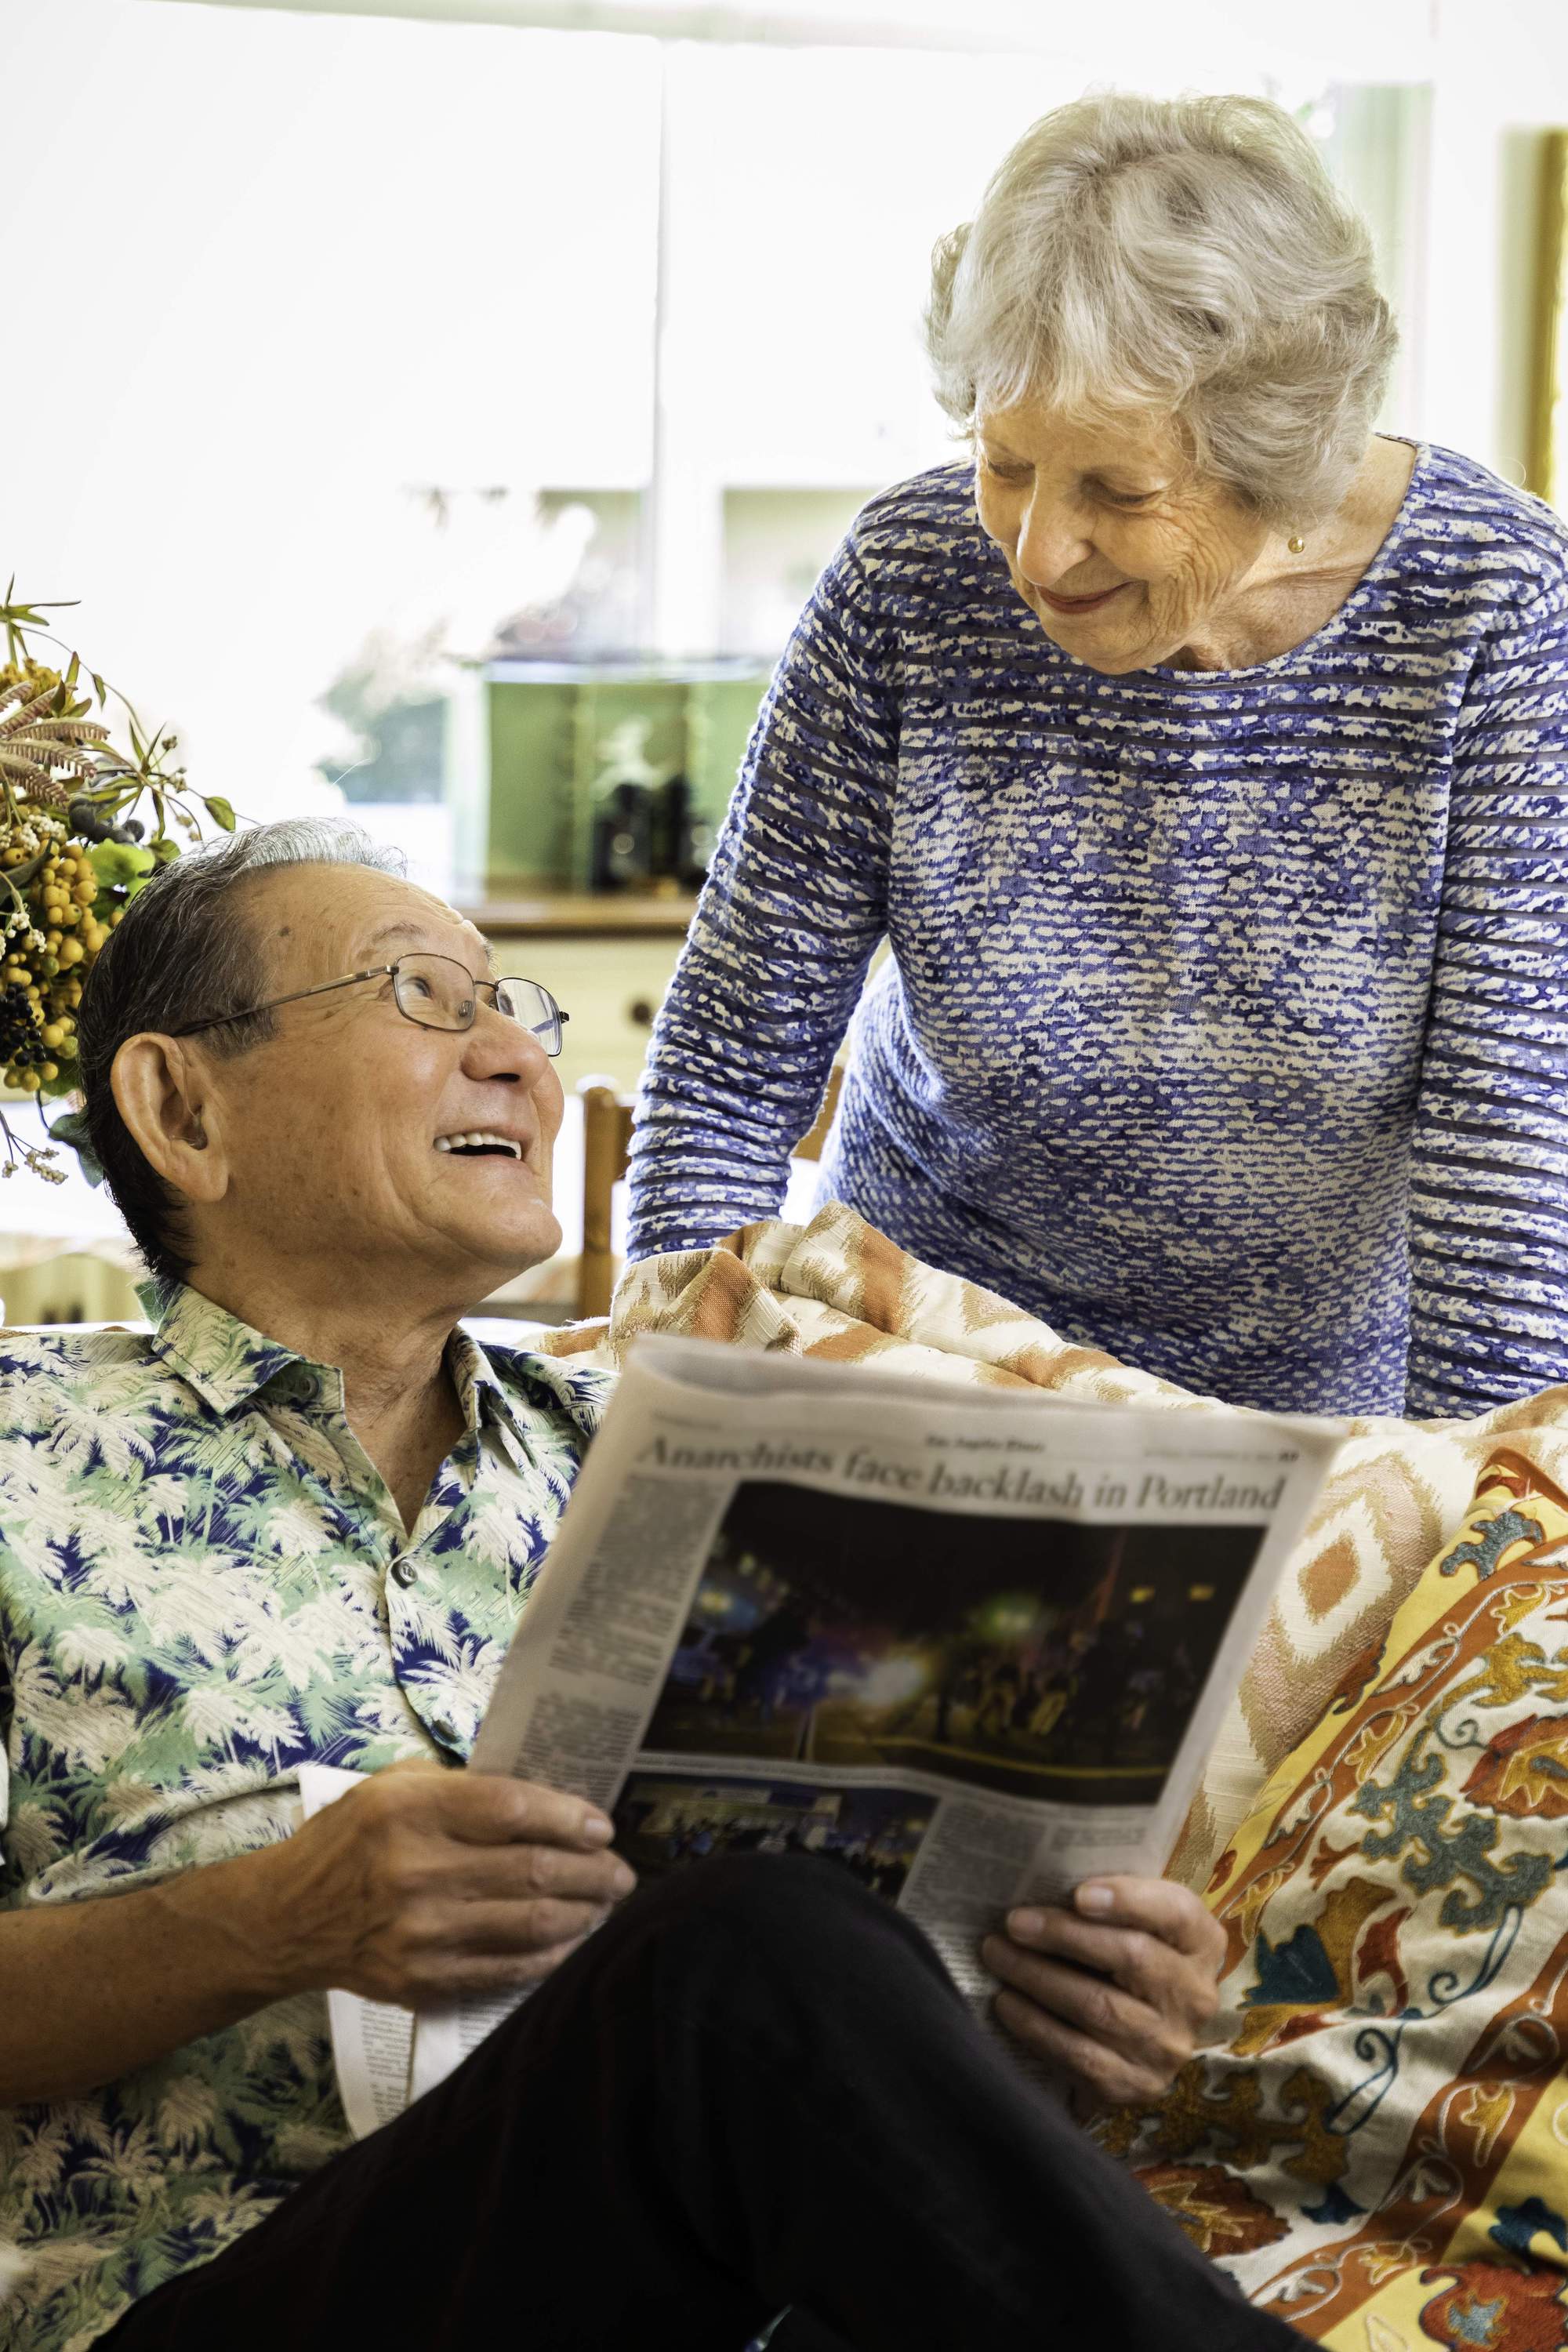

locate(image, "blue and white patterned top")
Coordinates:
626 443 1568 1419
0 1286 612 2352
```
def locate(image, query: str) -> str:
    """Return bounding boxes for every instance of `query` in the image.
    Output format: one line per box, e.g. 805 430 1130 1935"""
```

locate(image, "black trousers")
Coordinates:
103 1855 1301 2350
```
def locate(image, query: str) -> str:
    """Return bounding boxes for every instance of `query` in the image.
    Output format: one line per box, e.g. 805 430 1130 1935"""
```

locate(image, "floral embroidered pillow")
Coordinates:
1099 1450 1568 2349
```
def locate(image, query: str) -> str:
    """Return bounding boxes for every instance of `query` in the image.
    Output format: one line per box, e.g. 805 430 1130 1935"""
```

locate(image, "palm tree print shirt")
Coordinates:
0 1283 613 2352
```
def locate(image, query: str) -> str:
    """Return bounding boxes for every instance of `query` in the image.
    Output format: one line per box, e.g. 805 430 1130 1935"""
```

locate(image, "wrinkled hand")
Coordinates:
982 1875 1226 2108
260 1765 636 2007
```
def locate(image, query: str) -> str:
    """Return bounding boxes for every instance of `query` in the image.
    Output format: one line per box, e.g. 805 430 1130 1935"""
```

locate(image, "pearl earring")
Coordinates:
1287 531 1305 554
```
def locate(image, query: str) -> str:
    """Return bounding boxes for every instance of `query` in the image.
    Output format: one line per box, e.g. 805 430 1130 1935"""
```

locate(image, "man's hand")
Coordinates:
251 1767 636 2007
981 1875 1226 2108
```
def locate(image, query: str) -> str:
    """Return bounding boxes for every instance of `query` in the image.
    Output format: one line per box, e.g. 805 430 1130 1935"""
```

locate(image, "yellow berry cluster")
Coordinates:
0 838 122 1092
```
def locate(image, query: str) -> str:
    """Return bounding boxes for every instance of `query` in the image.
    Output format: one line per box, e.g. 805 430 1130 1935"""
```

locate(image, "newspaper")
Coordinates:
297 1763 417 2140
314 1337 1342 2129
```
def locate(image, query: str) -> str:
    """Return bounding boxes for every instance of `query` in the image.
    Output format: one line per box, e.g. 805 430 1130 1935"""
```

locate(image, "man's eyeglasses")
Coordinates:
171 953 569 1055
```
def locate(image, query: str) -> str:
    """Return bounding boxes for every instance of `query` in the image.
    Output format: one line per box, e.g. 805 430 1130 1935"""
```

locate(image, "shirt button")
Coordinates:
391 1559 419 1588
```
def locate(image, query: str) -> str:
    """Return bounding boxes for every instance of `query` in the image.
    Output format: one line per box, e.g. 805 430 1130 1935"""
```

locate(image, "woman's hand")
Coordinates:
981 1875 1226 2109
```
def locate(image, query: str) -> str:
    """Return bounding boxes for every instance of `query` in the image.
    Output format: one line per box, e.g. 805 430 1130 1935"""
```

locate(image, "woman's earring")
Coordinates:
1287 531 1306 554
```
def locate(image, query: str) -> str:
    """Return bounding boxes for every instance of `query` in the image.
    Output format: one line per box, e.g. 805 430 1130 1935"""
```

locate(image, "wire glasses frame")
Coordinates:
171 952 569 1055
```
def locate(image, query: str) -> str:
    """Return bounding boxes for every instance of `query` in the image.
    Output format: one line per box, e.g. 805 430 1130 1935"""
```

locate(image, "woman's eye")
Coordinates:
406 975 435 999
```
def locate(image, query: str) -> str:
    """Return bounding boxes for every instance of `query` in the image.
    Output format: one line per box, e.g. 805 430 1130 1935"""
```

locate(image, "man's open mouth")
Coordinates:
434 1131 524 1159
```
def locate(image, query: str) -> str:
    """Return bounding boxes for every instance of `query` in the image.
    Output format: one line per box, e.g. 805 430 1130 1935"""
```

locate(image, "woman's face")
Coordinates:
972 400 1274 673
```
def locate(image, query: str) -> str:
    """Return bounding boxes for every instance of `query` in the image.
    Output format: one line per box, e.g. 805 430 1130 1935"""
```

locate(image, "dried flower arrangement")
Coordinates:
0 586 234 1181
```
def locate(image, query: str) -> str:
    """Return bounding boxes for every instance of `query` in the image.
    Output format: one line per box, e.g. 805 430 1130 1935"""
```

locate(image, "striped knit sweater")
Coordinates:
626 444 1568 1417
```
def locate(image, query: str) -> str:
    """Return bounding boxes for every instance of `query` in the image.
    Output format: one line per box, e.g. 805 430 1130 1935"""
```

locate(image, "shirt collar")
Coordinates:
146 1281 344 1418
145 1281 610 1440
458 1327 615 1454
448 1323 516 1441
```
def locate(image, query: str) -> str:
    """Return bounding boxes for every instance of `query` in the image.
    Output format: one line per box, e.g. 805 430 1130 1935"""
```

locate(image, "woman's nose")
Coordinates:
1015 495 1095 589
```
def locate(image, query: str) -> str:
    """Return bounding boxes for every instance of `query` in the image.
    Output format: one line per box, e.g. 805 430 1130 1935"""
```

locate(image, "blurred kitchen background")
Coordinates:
5 0 1568 1321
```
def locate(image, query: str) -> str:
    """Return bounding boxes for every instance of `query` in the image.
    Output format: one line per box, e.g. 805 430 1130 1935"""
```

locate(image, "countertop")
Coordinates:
457 890 699 938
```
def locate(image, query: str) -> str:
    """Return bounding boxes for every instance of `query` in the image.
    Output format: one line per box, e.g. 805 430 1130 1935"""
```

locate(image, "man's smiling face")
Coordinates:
183 862 564 1301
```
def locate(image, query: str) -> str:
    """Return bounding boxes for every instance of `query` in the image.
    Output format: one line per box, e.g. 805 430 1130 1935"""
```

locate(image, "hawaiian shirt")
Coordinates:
0 1284 613 2352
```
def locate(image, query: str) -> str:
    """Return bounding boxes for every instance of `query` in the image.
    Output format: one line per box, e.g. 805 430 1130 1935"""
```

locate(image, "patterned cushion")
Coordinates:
542 1203 1568 1882
1098 1450 1568 2344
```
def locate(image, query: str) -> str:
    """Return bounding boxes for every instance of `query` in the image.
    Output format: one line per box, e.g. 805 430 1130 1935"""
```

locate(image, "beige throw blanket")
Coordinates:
539 1203 1568 1886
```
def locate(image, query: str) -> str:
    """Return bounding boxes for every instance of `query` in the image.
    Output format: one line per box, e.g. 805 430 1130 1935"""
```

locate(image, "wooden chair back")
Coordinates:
578 1063 844 1320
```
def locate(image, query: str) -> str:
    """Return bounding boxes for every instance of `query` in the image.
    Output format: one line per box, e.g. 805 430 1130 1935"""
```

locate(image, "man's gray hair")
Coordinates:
77 818 405 1284
925 92 1398 524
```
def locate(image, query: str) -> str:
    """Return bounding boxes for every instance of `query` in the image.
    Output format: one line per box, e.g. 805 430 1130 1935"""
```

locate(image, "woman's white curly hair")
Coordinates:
925 92 1399 524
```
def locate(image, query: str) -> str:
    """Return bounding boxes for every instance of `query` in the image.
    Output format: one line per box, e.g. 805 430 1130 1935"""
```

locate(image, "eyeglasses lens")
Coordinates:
494 978 564 1056
391 956 563 1054
392 956 475 1029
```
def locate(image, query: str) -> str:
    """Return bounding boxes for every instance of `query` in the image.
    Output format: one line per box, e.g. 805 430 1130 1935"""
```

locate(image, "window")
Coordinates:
9 0 661 888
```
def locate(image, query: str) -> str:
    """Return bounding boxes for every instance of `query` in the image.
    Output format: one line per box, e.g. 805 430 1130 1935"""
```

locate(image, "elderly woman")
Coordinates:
626 92 1568 1420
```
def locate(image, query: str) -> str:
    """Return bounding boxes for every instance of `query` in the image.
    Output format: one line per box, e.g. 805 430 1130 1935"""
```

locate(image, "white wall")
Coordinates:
1 0 661 848
152 0 1568 493
1417 2 1568 487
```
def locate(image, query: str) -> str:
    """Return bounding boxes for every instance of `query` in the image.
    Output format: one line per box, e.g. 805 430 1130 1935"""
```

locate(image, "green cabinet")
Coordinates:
484 661 770 891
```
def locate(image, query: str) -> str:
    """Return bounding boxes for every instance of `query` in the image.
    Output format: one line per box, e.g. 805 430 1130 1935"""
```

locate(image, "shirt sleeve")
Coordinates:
1406 588 1568 1416
625 529 899 1260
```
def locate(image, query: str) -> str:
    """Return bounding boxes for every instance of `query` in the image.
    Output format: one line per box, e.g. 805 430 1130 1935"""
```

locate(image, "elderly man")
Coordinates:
0 822 1292 2352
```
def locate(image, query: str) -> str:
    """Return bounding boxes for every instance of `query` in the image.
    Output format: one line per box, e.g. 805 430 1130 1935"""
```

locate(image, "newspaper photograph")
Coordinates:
394 1337 1343 2112
631 1479 1254 1809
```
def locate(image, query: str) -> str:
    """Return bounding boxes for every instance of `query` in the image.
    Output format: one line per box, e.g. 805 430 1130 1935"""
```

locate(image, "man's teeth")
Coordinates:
434 1131 523 1158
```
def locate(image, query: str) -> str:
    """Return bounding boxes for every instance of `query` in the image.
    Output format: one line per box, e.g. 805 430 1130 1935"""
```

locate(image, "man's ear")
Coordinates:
111 1034 230 1206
